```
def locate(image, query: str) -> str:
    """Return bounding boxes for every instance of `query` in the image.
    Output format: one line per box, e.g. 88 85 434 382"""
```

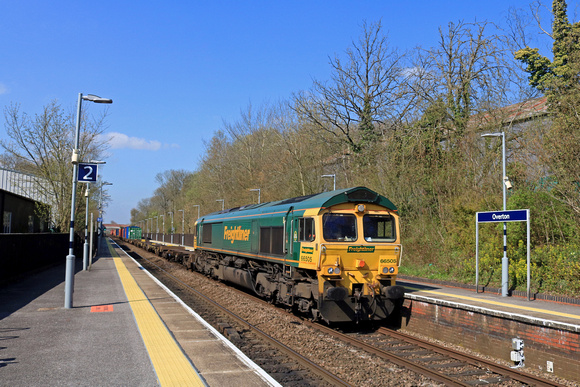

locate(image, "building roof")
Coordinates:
470 97 549 128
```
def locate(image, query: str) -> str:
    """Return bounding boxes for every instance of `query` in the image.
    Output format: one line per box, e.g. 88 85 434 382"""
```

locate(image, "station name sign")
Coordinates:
476 209 528 223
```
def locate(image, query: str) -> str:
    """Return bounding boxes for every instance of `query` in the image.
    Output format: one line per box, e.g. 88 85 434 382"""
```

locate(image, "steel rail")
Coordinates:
125 243 352 387
378 327 563 387
305 321 471 387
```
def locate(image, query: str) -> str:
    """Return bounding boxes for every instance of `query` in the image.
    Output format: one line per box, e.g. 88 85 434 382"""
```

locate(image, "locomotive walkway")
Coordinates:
0 237 279 387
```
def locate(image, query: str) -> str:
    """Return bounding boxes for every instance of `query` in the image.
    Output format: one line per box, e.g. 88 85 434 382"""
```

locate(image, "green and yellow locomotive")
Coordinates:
193 187 405 323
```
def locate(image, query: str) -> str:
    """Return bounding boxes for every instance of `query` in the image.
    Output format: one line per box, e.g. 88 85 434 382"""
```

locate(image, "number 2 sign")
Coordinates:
77 163 98 182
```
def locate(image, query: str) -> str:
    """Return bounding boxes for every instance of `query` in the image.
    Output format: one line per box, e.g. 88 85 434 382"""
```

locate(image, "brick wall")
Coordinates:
400 298 580 383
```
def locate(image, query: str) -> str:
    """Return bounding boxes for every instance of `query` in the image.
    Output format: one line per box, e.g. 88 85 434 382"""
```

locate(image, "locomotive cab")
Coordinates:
291 188 405 323
311 202 404 322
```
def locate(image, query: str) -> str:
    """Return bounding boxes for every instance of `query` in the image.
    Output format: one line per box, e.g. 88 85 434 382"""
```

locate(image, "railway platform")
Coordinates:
0 237 279 387
398 277 580 331
397 276 580 382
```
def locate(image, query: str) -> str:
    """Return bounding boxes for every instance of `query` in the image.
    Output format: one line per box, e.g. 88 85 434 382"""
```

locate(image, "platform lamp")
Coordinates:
177 209 184 245
65 93 112 309
322 174 336 191
192 205 200 245
481 131 512 297
83 160 106 272
168 211 174 244
249 188 261 204
160 214 165 243
97 181 113 255
155 215 159 241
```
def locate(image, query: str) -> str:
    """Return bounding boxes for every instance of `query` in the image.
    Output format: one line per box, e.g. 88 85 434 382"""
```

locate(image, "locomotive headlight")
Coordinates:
325 266 342 276
389 267 395 273
357 204 366 213
382 267 389 274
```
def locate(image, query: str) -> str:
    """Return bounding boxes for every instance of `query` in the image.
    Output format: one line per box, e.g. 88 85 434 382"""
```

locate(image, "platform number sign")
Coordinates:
77 163 98 183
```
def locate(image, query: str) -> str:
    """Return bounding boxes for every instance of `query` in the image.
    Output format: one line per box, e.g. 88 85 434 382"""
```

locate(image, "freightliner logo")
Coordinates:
224 226 250 244
347 246 375 253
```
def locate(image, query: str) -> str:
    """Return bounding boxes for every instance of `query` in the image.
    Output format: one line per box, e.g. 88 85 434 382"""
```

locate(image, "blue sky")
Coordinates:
0 1 567 224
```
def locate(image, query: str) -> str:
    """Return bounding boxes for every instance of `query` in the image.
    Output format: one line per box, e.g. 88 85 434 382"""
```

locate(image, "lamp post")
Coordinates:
482 131 512 297
155 215 159 241
322 174 336 191
88 213 94 271
83 160 106 271
249 188 261 204
160 214 165 243
97 181 112 255
216 199 224 211
168 211 174 244
178 209 184 246
65 93 112 309
192 205 200 246
83 185 90 271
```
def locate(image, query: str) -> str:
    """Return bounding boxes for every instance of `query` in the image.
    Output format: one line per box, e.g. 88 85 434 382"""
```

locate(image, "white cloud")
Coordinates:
0 83 8 95
400 67 424 79
104 132 162 150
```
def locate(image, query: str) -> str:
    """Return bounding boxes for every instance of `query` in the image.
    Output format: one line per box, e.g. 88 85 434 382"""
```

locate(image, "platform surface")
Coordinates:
398 278 580 332
0 237 278 387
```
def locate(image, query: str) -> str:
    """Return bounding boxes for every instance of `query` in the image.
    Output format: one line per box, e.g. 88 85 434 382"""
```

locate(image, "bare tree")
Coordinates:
1 100 109 231
293 21 412 162
272 101 332 195
222 103 273 193
413 21 520 141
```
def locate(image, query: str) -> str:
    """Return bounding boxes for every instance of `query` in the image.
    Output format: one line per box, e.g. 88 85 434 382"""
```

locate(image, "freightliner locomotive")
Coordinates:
192 187 405 323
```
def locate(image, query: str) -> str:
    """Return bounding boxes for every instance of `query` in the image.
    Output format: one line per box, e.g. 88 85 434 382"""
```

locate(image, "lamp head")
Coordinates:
82 94 113 104
481 132 503 138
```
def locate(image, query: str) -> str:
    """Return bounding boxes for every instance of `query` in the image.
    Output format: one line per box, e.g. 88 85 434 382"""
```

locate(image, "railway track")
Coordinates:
116 241 350 387
117 238 568 386
305 323 563 386
377 327 561 386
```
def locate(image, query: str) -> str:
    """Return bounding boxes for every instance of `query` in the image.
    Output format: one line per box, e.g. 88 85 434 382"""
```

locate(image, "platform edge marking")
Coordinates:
110 239 282 387
108 241 206 387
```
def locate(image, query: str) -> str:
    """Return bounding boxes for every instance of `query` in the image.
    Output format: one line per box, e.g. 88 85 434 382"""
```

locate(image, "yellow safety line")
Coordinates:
405 285 580 321
108 241 205 387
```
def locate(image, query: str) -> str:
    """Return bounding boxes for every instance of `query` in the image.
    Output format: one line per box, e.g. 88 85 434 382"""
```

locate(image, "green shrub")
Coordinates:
531 244 580 296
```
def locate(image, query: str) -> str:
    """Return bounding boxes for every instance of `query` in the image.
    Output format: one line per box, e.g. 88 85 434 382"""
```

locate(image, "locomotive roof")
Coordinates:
200 186 397 222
